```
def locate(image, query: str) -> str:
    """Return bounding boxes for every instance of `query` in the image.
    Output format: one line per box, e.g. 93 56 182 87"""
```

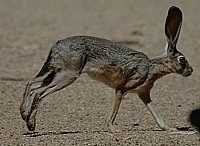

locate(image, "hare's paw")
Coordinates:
158 124 177 131
107 122 120 133
26 117 36 131
107 122 114 133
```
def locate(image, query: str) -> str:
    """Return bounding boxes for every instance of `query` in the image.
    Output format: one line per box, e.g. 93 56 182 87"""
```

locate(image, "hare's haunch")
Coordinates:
20 6 193 131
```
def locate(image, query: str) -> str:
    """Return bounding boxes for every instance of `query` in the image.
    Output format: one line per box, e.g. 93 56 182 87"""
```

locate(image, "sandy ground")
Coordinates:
0 0 200 145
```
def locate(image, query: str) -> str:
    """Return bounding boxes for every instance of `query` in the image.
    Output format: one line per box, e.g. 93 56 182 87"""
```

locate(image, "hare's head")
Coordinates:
162 6 193 77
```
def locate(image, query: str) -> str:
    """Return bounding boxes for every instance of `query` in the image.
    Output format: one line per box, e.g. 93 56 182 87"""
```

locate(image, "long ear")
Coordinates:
165 6 182 48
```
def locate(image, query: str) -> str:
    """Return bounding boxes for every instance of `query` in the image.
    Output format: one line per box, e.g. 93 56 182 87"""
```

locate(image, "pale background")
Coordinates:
0 0 200 145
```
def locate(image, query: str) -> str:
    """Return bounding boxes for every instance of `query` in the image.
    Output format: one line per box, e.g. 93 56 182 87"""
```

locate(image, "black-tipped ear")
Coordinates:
165 6 182 47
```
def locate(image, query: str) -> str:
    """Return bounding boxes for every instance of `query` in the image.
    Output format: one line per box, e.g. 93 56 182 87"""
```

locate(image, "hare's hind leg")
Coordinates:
21 68 81 131
20 72 53 122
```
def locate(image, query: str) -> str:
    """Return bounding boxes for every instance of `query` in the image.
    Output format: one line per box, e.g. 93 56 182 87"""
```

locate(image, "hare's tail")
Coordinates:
35 49 54 78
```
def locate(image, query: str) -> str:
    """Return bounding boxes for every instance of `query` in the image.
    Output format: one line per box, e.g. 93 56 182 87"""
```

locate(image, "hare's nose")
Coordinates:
186 65 193 76
189 66 193 73
191 67 193 73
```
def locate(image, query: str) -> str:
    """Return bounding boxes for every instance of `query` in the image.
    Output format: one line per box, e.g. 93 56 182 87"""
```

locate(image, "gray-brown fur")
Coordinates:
20 6 193 132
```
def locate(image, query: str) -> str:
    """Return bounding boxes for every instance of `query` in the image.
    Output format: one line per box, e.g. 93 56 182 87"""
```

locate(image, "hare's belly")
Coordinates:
83 67 124 88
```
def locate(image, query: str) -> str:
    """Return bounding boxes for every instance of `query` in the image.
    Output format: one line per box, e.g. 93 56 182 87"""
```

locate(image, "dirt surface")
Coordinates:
0 0 200 145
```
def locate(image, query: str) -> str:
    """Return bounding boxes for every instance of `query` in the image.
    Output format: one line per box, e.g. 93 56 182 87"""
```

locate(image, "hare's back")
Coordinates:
50 35 150 71
53 36 149 63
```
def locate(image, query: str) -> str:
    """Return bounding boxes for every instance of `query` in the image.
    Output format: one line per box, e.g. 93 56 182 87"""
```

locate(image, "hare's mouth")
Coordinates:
182 71 192 77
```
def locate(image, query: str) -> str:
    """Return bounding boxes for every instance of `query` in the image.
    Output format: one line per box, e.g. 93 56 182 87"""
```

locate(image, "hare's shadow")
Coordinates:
22 131 81 137
151 126 196 132
22 126 196 137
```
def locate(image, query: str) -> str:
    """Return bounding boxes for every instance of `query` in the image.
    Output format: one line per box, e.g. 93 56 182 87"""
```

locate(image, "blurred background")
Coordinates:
0 0 200 145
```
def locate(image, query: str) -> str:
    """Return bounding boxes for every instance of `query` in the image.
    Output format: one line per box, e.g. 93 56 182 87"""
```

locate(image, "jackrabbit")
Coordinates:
20 6 193 131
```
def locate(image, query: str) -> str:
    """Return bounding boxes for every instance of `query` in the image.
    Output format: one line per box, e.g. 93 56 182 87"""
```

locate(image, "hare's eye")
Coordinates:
178 56 186 64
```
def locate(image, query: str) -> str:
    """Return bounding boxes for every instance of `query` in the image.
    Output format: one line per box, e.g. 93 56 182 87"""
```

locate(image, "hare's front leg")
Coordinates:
107 90 126 132
138 92 177 131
